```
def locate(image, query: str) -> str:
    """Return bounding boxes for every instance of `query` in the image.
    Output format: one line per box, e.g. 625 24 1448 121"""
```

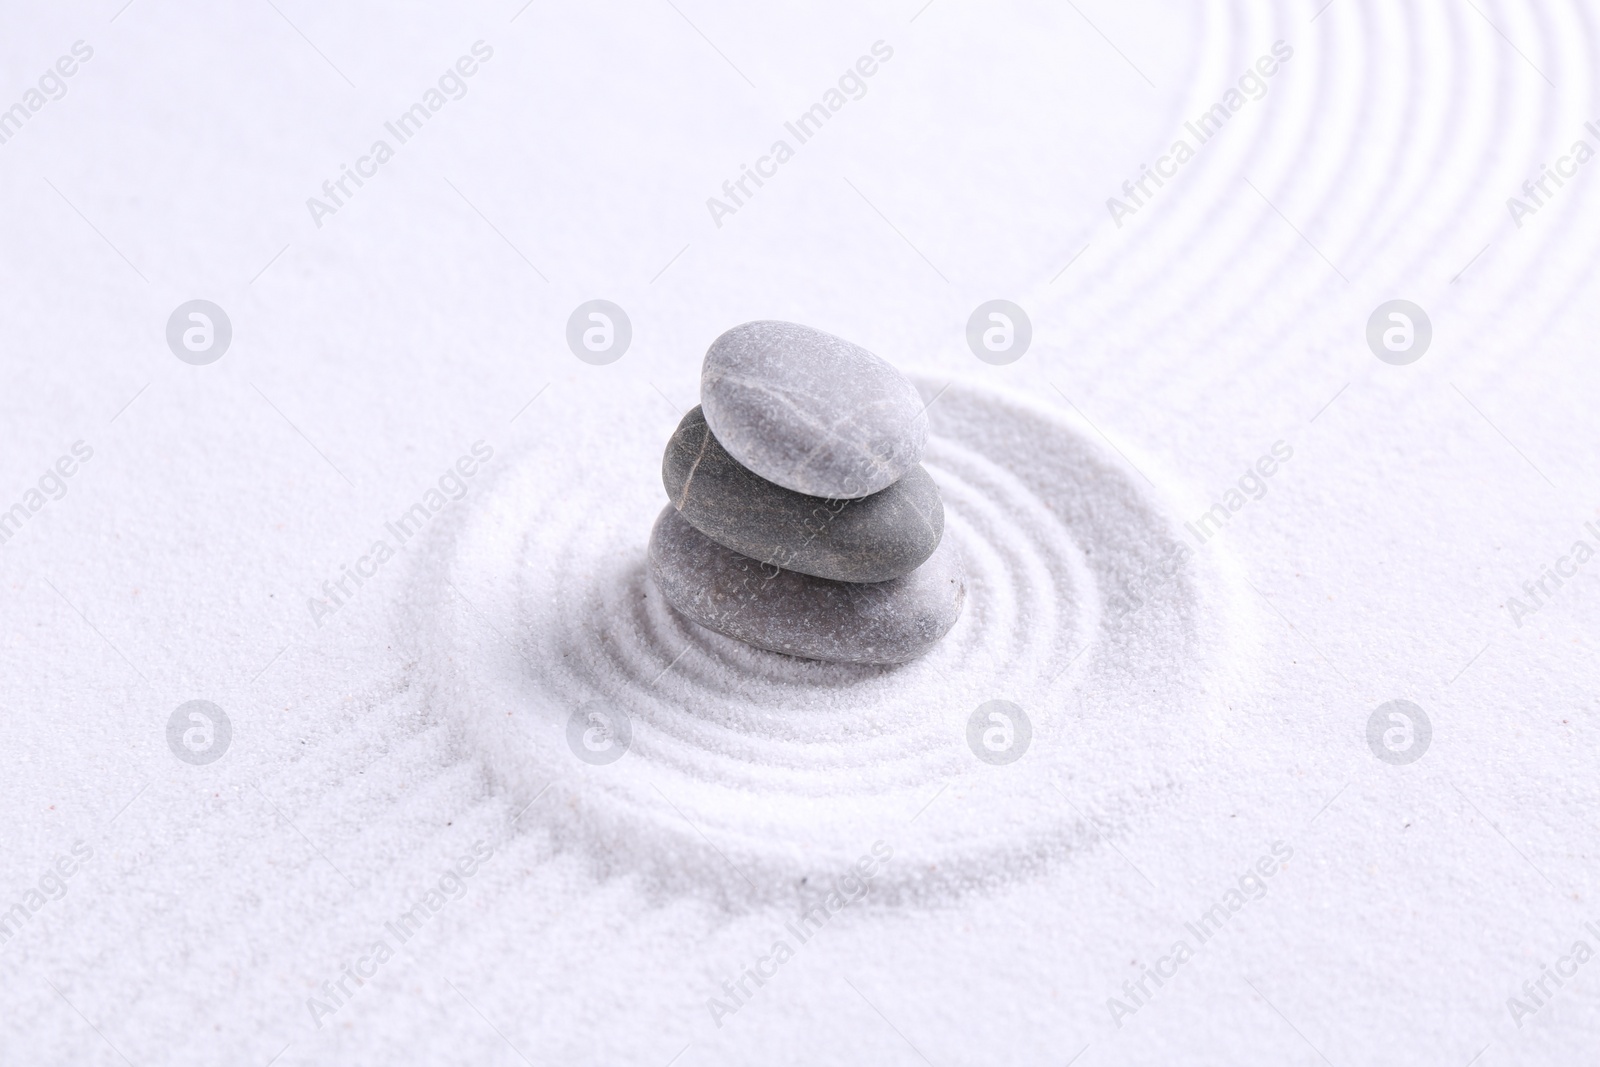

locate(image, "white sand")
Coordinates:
4 1 1600 1064
423 377 1247 905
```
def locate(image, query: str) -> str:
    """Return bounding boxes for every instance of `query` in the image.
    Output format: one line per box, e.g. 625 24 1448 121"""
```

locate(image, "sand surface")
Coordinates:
3 1 1599 1064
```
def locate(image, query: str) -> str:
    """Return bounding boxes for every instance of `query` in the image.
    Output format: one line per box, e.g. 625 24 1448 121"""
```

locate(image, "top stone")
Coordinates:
700 321 928 499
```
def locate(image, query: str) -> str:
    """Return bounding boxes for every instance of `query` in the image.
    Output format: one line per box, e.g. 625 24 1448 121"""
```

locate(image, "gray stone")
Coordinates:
663 406 943 583
700 321 928 499
647 506 964 666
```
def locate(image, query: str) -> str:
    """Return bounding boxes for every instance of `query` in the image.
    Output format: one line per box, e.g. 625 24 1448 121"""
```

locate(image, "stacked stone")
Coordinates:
647 321 965 666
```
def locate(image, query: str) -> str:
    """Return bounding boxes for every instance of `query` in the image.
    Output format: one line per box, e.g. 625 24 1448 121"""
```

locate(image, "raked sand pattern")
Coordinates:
414 378 1257 902
10 1 1600 1062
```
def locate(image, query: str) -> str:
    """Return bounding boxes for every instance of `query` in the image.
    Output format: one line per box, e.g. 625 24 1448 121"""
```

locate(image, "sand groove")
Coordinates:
415 379 1247 901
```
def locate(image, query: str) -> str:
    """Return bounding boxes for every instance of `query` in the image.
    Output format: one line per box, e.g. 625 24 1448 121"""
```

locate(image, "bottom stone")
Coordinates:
647 505 965 666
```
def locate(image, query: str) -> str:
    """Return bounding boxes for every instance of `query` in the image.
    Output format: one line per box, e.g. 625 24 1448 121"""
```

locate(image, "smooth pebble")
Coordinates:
647 506 964 666
663 406 943 583
700 321 928 499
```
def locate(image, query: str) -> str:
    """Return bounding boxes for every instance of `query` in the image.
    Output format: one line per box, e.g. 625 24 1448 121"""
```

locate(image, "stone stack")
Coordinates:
647 321 965 666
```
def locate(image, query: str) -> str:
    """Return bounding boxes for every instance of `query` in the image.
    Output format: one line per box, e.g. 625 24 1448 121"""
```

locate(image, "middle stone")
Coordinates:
663 406 944 584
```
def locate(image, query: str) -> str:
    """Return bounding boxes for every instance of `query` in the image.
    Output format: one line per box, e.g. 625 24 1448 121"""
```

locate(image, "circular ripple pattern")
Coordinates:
414 378 1251 902
1014 0 1600 426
